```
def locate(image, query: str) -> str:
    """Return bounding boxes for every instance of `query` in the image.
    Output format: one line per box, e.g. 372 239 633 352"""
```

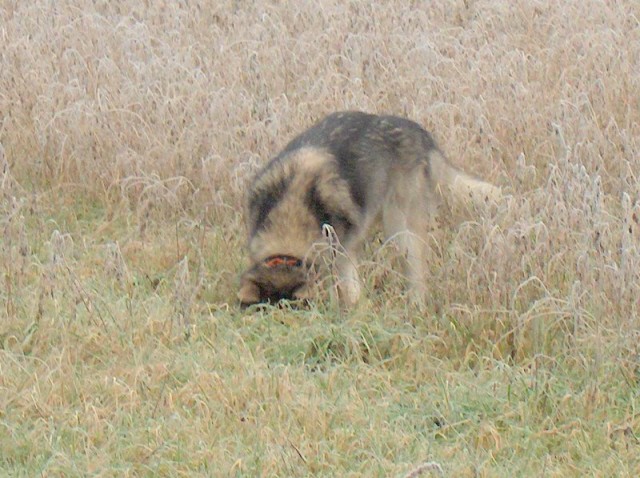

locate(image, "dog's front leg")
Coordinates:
335 255 361 307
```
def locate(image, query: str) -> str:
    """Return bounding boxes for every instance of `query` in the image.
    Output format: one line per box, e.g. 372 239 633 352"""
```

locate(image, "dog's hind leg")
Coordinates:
382 196 427 305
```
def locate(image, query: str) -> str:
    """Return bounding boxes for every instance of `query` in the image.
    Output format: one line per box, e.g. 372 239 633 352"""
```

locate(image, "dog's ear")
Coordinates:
238 276 261 306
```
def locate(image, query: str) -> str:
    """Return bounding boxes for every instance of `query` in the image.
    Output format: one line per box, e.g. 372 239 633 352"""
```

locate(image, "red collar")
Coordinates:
263 255 302 268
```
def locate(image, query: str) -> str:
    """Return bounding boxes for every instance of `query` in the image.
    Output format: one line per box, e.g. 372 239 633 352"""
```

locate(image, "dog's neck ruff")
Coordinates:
263 255 303 268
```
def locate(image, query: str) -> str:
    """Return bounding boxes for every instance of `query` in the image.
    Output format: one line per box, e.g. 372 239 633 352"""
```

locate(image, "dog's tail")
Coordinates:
429 150 502 206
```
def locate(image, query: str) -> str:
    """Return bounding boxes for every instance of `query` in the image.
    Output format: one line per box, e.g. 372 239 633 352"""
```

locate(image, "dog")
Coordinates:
237 111 501 307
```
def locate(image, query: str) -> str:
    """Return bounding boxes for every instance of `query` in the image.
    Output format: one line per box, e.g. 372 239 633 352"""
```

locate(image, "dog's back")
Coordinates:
283 111 437 201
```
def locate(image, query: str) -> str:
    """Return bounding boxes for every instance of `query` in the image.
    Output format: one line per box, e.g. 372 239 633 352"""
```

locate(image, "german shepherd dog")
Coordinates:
238 111 500 307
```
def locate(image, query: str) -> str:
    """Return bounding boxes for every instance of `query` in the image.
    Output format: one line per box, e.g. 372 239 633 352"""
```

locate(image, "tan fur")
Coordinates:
430 150 502 204
247 148 359 261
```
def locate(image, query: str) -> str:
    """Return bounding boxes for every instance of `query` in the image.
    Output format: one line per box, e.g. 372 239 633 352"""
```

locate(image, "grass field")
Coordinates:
1 1 639 476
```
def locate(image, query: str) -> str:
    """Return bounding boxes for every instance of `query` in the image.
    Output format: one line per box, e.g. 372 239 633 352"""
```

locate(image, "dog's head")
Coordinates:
238 255 313 307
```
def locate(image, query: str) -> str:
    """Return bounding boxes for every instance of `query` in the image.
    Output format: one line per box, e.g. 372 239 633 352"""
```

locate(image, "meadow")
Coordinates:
1 1 639 476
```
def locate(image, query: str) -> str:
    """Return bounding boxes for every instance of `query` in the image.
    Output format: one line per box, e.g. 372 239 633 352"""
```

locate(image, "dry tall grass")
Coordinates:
1 1 639 476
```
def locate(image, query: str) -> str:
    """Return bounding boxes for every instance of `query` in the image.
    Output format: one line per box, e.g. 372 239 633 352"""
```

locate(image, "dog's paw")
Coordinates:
237 279 261 306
